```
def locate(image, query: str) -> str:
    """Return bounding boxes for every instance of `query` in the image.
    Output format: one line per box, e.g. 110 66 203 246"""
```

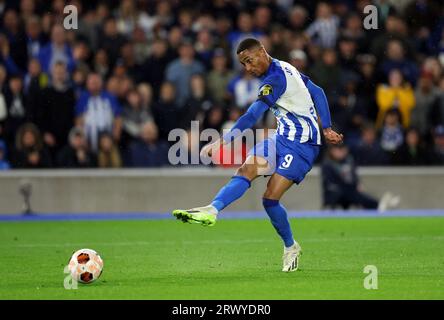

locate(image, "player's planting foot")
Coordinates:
282 241 302 272
172 205 218 226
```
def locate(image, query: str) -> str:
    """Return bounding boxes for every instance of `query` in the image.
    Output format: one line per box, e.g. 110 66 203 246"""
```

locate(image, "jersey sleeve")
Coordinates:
300 72 332 129
257 72 286 108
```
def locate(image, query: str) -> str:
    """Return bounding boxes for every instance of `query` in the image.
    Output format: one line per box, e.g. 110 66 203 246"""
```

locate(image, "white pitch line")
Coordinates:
0 235 443 248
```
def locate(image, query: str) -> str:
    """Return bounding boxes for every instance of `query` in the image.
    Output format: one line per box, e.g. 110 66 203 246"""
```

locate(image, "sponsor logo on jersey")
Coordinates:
259 84 273 97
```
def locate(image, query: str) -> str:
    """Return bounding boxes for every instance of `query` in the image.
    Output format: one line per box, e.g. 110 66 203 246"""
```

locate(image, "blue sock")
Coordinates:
262 198 294 247
211 176 251 212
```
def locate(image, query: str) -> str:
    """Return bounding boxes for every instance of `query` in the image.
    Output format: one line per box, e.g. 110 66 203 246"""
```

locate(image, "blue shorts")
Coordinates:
248 135 320 184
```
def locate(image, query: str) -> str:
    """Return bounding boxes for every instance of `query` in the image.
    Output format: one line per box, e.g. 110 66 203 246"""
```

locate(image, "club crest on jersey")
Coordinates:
259 84 273 97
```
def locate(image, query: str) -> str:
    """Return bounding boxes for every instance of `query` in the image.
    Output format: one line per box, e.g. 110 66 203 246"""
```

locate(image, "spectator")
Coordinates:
71 0 100 51
113 75 134 106
35 61 75 158
75 73 122 152
288 49 308 74
25 15 47 59
213 15 232 52
227 70 261 110
332 73 368 144
411 71 439 138
4 75 28 149
202 106 225 132
370 15 413 61
97 132 122 168
152 82 181 142
379 109 404 156
341 13 368 53
380 39 419 86
177 8 195 39
430 77 444 128
194 29 215 69
165 40 205 108
137 82 154 111
119 41 143 83
98 17 127 67
72 65 88 99
72 40 91 72
183 74 212 129
322 144 399 210
429 125 444 165
376 69 415 129
19 0 36 25
356 54 378 121
253 6 272 34
1 9 28 72
93 48 110 80
287 5 309 33
38 24 76 74
23 58 48 96
141 38 173 100
337 36 358 73
12 122 51 168
132 26 150 64
121 89 153 147
352 124 388 166
305 2 339 49
392 127 429 165
269 25 289 61
57 127 96 168
129 121 170 167
308 48 341 100
0 139 10 170
0 32 22 75
0 66 6 137
155 1 175 31
206 48 234 106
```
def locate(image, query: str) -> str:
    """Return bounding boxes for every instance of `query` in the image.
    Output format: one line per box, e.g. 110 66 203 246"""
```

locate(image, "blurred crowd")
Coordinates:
0 0 443 169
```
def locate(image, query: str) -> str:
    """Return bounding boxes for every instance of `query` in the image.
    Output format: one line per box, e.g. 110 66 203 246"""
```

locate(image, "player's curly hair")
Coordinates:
236 38 262 54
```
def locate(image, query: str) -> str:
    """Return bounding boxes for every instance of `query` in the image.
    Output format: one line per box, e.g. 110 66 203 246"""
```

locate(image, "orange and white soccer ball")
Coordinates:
68 248 103 284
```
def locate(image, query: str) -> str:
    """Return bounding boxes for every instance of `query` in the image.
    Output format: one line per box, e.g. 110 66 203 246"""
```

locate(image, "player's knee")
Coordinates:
236 163 257 180
263 188 281 200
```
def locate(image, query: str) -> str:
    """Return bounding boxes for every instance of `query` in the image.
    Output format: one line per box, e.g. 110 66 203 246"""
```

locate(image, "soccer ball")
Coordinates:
68 248 103 284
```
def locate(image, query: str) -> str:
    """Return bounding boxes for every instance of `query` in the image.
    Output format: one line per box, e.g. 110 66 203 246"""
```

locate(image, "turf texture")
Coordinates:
0 217 443 299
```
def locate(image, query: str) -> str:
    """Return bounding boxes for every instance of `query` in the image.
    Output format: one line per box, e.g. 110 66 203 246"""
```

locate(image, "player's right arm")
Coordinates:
300 73 343 145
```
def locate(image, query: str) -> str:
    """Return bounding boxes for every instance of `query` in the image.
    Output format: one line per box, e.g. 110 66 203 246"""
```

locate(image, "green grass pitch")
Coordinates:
0 217 443 299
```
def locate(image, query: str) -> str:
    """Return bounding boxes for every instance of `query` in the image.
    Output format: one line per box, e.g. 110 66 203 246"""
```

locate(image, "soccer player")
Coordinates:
172 38 343 272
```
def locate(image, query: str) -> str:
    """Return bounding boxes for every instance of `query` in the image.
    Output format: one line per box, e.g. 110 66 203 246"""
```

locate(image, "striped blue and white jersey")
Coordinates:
258 59 321 145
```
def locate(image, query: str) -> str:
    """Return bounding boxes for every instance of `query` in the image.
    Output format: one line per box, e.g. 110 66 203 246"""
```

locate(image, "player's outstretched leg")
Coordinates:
172 157 262 226
263 173 301 272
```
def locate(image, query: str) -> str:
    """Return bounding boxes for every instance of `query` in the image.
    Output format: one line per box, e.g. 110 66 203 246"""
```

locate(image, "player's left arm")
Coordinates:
303 76 343 144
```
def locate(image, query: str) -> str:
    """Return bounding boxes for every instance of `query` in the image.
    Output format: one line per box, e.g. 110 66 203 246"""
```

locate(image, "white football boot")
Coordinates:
282 240 302 272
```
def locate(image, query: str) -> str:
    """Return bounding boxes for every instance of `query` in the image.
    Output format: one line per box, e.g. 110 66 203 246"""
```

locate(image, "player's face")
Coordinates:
238 47 269 77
